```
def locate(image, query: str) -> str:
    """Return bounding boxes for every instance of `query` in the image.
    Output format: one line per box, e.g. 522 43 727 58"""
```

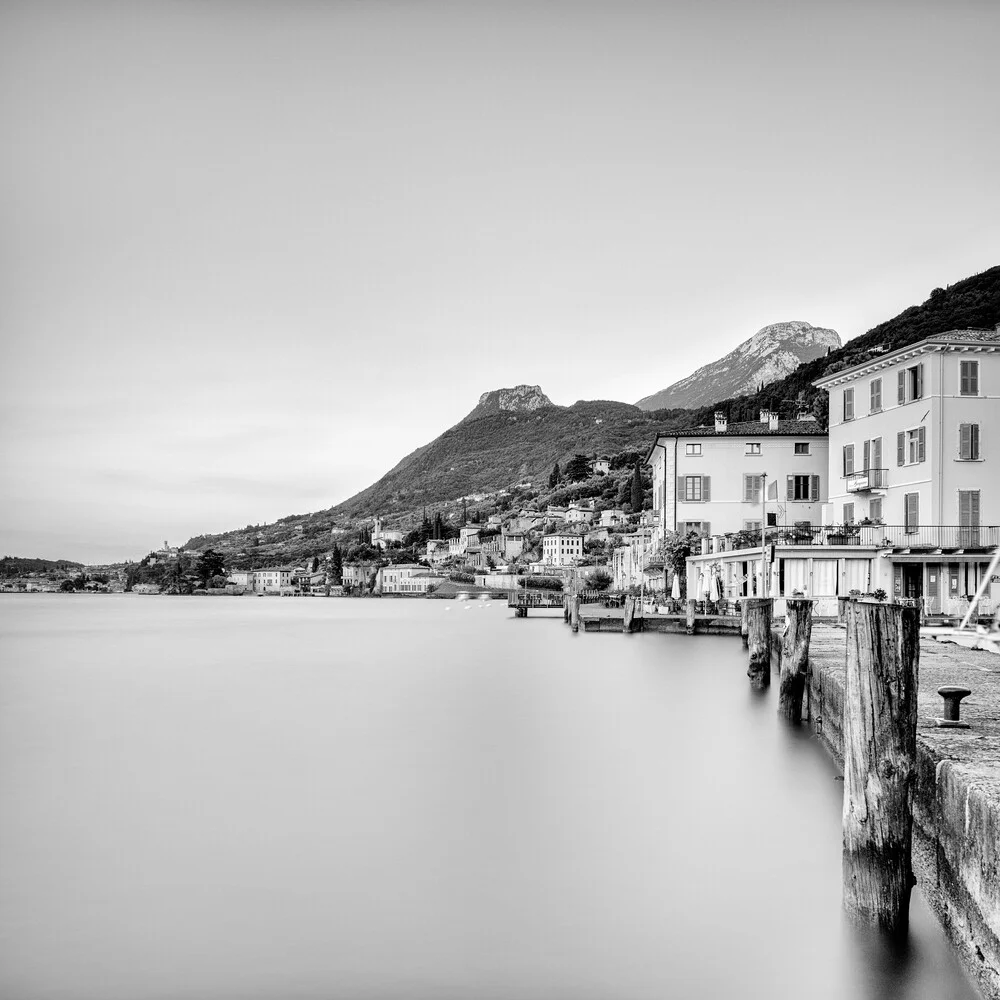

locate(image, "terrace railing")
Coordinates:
845 468 888 492
717 525 1000 553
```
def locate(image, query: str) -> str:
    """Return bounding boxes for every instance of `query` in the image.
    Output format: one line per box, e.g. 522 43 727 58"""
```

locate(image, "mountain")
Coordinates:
184 265 1000 563
635 321 841 410
463 385 553 421
330 396 658 520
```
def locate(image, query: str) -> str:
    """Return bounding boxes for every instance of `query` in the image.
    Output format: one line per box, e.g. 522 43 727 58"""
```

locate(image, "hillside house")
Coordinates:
376 565 445 595
566 502 596 524
542 532 583 567
589 457 611 475
370 516 404 549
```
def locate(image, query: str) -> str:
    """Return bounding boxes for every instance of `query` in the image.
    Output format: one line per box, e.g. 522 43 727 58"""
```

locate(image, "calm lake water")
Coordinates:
0 595 978 1000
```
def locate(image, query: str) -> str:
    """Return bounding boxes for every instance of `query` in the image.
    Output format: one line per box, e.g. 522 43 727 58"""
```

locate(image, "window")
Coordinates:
743 520 762 532
959 423 981 461
843 444 855 475
904 493 919 533
685 443 702 456
794 442 810 455
681 521 707 535
870 378 882 413
843 503 855 524
959 490 980 528
869 498 883 522
766 512 778 527
743 474 763 503
786 474 820 501
897 427 926 465
960 360 979 396
684 475 702 501
897 363 924 404
745 442 761 455
843 388 854 421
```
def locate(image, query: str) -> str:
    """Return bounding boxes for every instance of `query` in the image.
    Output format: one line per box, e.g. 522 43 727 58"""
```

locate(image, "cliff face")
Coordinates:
463 385 554 421
636 321 841 411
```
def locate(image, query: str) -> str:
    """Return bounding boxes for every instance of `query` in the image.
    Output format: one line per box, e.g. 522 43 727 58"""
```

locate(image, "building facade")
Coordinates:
376 564 444 595
645 411 829 551
814 328 1000 611
542 533 583 567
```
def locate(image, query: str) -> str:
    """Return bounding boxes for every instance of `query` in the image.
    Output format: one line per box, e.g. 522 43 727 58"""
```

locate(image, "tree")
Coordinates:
631 462 643 511
197 549 225 585
565 453 591 481
548 462 561 488
587 568 613 591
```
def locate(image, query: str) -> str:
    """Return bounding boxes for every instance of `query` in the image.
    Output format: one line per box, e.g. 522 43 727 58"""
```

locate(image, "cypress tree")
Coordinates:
631 461 642 511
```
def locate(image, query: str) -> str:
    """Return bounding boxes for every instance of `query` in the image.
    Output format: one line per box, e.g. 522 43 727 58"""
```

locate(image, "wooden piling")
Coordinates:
778 598 812 721
740 597 749 648
623 597 635 633
685 599 696 635
842 600 920 937
571 595 581 633
745 598 772 689
563 595 570 623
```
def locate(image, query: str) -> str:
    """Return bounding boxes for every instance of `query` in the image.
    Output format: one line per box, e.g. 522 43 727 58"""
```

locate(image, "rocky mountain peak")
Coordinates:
464 385 554 421
635 321 841 411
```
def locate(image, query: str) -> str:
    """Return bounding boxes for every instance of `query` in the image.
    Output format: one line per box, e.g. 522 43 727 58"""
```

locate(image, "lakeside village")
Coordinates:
6 328 1000 624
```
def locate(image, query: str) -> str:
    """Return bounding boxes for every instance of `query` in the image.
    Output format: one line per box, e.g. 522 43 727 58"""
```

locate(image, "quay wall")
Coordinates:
776 626 1000 1000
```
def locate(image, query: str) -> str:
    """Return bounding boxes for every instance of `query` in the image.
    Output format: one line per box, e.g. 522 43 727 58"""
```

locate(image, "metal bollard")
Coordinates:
934 686 972 728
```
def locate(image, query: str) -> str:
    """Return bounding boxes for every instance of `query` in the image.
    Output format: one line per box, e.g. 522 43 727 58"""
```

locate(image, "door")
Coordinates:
926 563 941 614
903 565 922 600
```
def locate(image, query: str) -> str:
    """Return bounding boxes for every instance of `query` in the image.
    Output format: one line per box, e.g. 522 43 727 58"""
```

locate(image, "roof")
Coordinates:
814 328 1000 389
645 420 827 462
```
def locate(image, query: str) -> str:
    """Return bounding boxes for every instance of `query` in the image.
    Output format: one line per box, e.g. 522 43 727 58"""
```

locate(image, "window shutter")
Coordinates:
897 370 906 404
810 474 820 501
702 476 711 502
971 490 980 525
917 426 926 463
702 521 710 536
863 440 871 471
743 475 752 502
843 444 854 475
872 436 882 469
754 475 762 504
972 423 980 460
960 361 971 395
960 489 971 526
677 476 684 499
915 364 924 399
905 493 919 531
843 389 853 421
960 423 972 460
897 432 905 466
786 476 794 500
971 361 979 395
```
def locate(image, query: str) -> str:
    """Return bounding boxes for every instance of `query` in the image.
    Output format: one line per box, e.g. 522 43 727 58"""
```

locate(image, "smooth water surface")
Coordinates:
0 595 978 999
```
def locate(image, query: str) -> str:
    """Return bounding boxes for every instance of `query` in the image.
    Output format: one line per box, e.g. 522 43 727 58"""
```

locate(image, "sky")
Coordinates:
1 1 998 564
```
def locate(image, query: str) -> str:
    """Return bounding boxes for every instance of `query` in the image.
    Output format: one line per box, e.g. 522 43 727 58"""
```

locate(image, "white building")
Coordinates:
252 568 294 592
542 532 583 566
599 508 626 527
610 529 656 592
814 328 1000 612
645 410 829 551
376 564 445 595
590 457 611 475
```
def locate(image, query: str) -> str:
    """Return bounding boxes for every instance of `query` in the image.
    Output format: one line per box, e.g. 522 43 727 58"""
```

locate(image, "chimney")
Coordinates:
759 409 770 424
769 411 779 431
714 411 727 433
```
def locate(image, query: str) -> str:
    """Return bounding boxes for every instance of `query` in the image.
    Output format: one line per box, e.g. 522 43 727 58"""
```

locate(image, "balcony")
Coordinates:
717 524 1000 552
844 468 887 492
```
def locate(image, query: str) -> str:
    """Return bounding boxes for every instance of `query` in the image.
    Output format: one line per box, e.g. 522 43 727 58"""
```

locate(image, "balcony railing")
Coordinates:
715 525 1000 552
845 468 888 492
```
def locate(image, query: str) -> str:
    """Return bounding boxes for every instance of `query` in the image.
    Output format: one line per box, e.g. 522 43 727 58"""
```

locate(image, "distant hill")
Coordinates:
636 321 841 410
0 556 84 577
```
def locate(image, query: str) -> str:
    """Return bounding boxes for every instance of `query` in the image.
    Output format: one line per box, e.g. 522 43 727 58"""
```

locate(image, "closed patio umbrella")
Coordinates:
710 573 721 602
671 573 681 601
699 573 709 598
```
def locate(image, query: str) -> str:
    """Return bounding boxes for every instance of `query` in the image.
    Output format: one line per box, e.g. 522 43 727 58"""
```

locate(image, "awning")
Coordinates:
882 552 996 564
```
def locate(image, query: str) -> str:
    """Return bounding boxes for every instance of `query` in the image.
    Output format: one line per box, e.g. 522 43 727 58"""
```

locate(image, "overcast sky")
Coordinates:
2 1 998 563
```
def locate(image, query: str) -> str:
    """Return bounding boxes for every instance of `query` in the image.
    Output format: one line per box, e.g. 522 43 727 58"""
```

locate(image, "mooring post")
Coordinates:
778 598 812 721
842 599 919 937
571 595 581 632
745 597 772 689
685 599 696 635
740 597 749 648
623 596 635 633
563 595 570 624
